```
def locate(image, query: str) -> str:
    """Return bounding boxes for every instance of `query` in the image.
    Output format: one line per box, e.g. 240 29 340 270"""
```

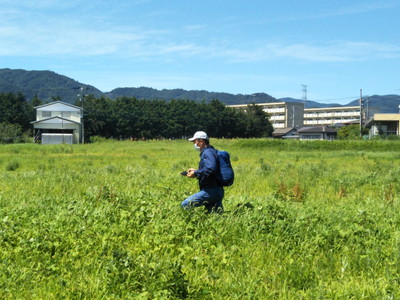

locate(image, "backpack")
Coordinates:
216 150 234 186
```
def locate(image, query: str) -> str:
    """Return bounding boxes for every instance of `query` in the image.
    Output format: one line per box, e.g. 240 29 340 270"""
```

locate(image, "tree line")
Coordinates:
0 93 36 143
0 93 274 143
80 95 273 140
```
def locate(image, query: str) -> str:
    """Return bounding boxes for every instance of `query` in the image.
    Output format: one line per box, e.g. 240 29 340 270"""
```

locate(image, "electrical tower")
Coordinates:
301 84 307 102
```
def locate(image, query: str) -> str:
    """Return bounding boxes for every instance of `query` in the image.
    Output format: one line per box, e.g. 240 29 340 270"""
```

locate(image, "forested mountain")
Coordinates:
0 68 276 104
1 68 400 113
347 95 400 115
279 97 345 109
105 87 276 105
0 68 102 102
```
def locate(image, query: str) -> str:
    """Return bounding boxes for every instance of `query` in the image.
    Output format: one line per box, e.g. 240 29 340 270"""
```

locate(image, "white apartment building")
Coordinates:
228 102 304 129
228 102 361 129
303 106 360 126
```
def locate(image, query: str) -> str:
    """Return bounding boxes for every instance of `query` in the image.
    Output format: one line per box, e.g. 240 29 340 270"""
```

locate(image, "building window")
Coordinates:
302 134 322 140
42 111 51 118
62 111 71 118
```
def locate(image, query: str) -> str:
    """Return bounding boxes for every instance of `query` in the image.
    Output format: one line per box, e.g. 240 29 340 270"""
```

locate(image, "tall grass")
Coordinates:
0 139 400 298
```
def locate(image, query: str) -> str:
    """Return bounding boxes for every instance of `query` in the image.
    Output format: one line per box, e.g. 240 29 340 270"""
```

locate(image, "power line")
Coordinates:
306 96 359 103
299 84 357 103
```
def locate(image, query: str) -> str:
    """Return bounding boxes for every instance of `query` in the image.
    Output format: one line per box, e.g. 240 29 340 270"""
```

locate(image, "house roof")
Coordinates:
31 116 82 125
34 101 82 112
272 127 296 136
297 126 337 134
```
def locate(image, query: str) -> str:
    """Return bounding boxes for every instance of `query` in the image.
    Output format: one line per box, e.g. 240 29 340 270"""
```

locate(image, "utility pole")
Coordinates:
78 86 86 144
359 89 363 138
301 85 307 127
74 86 87 144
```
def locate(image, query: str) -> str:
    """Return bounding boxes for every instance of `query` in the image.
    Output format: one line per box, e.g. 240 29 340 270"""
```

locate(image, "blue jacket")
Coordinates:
194 146 221 190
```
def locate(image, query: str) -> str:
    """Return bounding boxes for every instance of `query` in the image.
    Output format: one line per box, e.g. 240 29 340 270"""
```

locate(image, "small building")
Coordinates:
368 113 400 137
297 126 337 140
272 127 299 139
31 101 83 144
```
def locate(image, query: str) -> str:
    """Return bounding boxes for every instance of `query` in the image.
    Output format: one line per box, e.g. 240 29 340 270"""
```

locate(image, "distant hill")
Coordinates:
105 87 276 105
0 68 275 105
347 95 400 115
1 68 400 113
278 97 349 109
0 68 102 103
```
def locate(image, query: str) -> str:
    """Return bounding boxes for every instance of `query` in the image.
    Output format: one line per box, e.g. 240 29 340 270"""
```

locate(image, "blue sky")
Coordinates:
1 0 399 104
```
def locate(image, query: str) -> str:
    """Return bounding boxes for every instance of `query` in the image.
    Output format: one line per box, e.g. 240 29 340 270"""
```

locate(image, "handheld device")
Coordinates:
180 171 188 176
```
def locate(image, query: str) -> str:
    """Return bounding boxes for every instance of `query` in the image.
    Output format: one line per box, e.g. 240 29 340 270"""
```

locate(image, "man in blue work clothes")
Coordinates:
181 131 224 213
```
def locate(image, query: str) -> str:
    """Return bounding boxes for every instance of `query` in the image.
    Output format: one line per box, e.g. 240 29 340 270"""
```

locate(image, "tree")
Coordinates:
82 95 115 139
167 99 198 138
31 95 42 107
337 124 368 139
204 99 248 138
0 93 33 130
244 104 273 137
137 100 168 139
0 123 26 143
112 96 141 139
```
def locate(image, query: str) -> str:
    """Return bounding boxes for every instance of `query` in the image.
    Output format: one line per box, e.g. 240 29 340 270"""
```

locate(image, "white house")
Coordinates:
31 101 83 144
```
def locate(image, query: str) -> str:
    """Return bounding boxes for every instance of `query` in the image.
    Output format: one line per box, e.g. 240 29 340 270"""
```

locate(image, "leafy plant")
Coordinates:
1 139 400 298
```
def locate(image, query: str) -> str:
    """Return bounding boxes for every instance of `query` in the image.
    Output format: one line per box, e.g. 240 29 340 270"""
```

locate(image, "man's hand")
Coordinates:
187 168 196 178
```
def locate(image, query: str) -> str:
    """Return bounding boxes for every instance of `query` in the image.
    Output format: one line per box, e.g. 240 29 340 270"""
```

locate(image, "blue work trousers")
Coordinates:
181 187 224 213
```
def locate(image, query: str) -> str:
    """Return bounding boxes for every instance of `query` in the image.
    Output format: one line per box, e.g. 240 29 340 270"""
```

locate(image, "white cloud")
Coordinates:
270 2 399 23
328 2 398 17
0 23 145 56
1 0 399 64
218 41 400 63
184 24 207 31
2 17 399 64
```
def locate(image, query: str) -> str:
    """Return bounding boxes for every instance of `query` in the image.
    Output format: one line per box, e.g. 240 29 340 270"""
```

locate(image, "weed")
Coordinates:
292 183 305 202
5 160 19 171
383 183 395 205
338 186 347 198
1 139 400 298
274 182 305 202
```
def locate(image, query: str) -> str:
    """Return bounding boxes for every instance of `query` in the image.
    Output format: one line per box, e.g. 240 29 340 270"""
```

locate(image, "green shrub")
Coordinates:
0 123 31 144
5 160 20 171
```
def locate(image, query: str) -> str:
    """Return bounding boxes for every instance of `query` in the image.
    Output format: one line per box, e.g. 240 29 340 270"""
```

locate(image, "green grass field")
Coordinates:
1 139 400 299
